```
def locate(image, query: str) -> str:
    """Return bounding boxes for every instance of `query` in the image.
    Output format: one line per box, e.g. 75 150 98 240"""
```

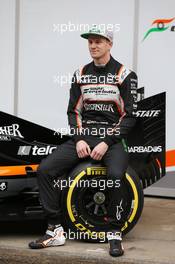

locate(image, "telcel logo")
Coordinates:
18 145 57 156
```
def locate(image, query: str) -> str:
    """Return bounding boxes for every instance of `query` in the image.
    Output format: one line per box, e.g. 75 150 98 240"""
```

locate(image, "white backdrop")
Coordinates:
17 0 135 130
0 0 15 113
137 0 175 151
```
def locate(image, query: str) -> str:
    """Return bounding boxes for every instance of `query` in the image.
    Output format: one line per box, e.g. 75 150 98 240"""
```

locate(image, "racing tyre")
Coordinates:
61 161 144 242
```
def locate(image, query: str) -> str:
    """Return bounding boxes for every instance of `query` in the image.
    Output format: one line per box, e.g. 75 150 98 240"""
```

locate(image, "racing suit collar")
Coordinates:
93 55 115 73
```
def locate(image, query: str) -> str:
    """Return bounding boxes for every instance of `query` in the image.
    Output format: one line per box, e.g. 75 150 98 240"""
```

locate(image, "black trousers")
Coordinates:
37 136 128 226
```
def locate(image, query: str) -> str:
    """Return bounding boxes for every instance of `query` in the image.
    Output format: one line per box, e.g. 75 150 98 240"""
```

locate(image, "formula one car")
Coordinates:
0 91 165 241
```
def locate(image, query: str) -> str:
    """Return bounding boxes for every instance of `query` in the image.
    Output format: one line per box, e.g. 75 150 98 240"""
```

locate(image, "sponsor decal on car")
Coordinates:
0 124 24 138
0 135 11 141
17 145 57 156
0 182 8 191
128 146 162 153
133 110 161 117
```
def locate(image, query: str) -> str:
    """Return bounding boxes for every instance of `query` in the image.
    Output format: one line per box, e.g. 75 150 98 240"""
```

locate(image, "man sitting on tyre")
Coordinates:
29 25 138 257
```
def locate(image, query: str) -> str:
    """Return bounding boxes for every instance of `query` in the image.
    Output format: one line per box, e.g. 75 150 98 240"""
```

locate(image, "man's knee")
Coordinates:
37 159 52 177
107 168 126 181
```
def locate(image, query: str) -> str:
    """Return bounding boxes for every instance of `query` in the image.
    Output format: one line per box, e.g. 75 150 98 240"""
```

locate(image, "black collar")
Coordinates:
92 55 115 73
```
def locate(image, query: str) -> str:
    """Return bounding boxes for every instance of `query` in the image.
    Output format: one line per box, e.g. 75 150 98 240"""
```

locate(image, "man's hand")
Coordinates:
90 142 109 160
76 140 91 158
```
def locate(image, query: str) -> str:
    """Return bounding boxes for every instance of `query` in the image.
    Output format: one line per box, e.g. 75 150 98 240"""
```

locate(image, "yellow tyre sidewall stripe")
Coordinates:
67 170 86 222
125 173 139 223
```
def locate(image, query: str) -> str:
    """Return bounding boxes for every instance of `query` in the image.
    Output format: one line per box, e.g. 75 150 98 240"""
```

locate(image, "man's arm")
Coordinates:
67 71 91 158
103 71 138 146
67 71 84 143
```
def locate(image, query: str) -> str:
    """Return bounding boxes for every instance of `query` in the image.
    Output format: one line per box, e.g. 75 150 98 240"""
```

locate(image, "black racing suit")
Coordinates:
67 55 138 146
37 55 138 226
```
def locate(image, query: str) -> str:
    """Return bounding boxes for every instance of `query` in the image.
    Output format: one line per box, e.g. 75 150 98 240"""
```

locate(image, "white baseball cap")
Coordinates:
81 25 113 42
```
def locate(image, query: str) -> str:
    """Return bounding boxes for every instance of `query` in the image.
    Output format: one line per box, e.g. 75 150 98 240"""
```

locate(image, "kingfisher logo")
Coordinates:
0 124 24 138
143 17 175 41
